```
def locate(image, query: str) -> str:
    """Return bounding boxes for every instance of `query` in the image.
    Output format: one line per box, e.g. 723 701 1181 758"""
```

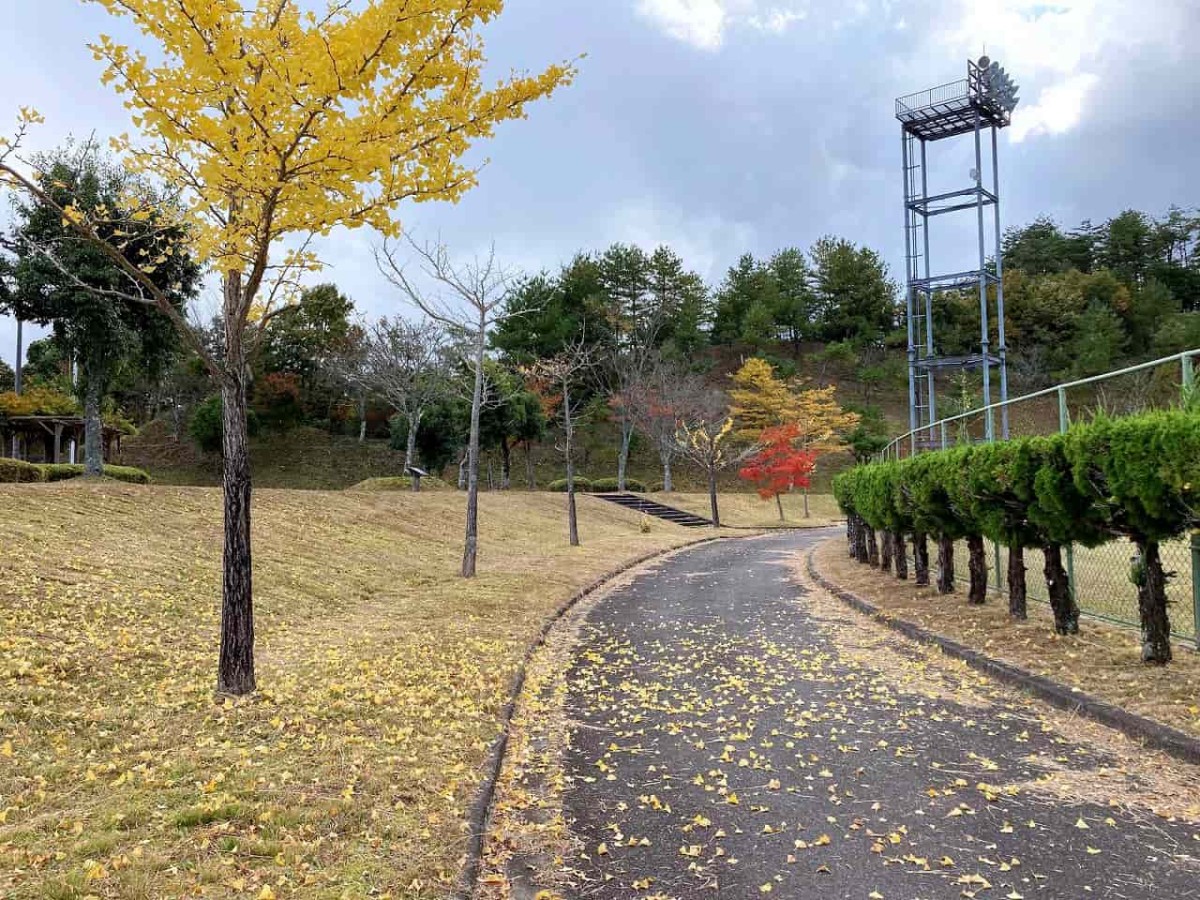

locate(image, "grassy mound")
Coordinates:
0 484 693 897
348 475 453 492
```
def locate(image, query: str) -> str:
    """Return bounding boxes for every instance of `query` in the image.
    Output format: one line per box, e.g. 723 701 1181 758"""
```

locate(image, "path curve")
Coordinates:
558 531 1199 899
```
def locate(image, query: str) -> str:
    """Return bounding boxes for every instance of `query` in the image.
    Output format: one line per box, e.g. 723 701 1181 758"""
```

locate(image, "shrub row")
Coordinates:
832 409 1200 664
0 459 152 485
545 476 648 493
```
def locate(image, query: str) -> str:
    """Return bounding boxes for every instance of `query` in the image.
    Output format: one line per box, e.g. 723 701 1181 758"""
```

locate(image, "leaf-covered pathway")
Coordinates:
557 532 1200 899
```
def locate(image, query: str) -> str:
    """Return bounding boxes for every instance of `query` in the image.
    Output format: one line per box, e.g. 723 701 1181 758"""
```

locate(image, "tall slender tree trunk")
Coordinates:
880 530 893 573
617 420 633 491
564 382 579 546
500 438 512 490
457 451 467 490
82 363 104 477
936 535 955 594
802 487 810 519
707 467 720 528
894 533 909 579
913 532 929 585
217 286 255 696
846 515 857 557
865 526 879 566
1007 544 1027 619
1133 537 1172 664
1043 543 1079 635
967 534 987 604
659 438 674 493
358 394 367 443
405 410 421 493
775 492 785 522
525 441 536 490
854 516 868 563
461 326 485 578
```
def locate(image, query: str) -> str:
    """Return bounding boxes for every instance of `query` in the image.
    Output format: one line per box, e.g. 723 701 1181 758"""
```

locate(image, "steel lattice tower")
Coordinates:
896 57 1019 446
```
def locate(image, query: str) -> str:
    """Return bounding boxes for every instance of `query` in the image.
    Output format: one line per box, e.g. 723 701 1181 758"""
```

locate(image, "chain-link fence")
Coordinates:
877 350 1200 646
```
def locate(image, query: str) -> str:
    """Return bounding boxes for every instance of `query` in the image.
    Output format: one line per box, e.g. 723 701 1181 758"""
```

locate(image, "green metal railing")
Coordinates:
876 349 1200 647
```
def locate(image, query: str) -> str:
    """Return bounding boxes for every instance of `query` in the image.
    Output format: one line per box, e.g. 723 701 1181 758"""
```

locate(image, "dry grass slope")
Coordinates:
650 491 842 528
0 484 694 899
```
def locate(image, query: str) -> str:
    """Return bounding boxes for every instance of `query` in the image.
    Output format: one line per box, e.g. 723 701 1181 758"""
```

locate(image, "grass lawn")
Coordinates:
812 538 1200 740
648 491 842 528
0 484 695 899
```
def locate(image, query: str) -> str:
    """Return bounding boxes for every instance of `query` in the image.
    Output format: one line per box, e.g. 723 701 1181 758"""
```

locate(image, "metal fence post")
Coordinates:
1057 387 1078 606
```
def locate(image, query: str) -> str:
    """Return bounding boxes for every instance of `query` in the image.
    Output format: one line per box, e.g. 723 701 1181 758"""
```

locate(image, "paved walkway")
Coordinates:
561 531 1199 899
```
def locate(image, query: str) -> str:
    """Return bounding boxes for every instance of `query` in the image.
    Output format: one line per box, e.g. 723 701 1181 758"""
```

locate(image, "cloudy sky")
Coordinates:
2 0 1197 366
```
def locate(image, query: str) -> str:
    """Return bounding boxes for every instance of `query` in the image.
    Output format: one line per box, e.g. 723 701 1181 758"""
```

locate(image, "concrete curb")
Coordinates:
456 533 739 899
806 545 1200 768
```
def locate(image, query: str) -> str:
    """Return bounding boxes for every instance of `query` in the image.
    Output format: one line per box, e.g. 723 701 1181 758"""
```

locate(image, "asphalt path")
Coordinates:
560 530 1199 899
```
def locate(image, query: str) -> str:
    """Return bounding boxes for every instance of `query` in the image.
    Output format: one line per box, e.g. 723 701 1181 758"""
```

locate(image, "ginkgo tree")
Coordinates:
0 2 574 695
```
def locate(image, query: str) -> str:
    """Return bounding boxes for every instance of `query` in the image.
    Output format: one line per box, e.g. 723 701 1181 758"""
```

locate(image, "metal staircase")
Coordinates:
593 493 713 528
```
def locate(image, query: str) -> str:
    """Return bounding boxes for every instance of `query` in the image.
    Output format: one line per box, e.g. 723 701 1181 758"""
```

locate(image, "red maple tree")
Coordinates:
738 423 818 521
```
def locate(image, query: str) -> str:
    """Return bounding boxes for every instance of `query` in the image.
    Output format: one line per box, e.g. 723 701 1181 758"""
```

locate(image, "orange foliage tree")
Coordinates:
738 423 817 521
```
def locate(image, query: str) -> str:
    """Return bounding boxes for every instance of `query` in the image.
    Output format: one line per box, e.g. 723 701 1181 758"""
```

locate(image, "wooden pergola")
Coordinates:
1 415 124 464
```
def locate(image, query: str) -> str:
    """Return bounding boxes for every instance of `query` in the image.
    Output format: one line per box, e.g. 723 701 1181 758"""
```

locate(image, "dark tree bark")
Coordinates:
1007 544 1027 619
936 535 955 594
865 526 879 567
566 459 579 547
894 533 909 580
846 515 856 557
1133 538 1172 664
82 372 104 477
217 307 255 696
967 534 987 604
912 532 929 586
802 488 810 519
775 493 785 522
854 516 868 563
879 530 893 573
617 422 633 492
707 468 721 528
499 437 511 490
1043 543 1079 635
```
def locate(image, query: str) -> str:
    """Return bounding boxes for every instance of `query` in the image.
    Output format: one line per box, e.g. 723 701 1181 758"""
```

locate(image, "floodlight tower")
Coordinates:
896 57 1019 446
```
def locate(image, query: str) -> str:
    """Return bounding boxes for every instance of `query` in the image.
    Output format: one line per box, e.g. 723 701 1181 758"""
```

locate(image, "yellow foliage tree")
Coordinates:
1 2 574 695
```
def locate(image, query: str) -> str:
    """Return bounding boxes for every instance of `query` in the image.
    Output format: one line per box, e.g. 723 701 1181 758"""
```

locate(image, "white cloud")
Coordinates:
635 0 810 50
937 0 1191 142
606 200 758 281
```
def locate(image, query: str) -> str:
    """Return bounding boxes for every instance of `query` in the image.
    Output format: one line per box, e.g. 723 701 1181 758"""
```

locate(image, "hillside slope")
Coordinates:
0 484 694 898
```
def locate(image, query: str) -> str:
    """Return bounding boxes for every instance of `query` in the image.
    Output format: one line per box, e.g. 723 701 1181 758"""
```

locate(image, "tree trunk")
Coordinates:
936 535 954 594
525 441 536 490
1043 543 1079 635
879 530 893 573
358 394 367 443
457 451 467 490
82 368 104 477
461 327 485 578
707 467 720 528
865 526 879 566
1007 544 1027 619
1133 538 1172 664
846 515 857 557
775 492 785 522
913 532 929 585
405 411 421 493
617 421 633 491
500 438 512 490
660 438 674 493
217 315 256 697
894 533 908 580
564 382 579 546
854 515 868 563
967 534 987 604
803 487 810 519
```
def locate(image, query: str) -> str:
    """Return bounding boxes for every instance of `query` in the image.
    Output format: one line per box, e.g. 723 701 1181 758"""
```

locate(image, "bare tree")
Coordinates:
628 357 706 493
357 317 448 487
377 237 515 577
673 388 739 528
325 323 372 443
530 336 597 546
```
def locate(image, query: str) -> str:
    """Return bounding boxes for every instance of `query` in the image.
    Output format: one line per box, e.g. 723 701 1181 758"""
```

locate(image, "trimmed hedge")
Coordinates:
590 476 647 493
0 458 46 483
40 464 152 485
0 460 152 484
347 476 452 492
833 409 1200 665
547 477 592 493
